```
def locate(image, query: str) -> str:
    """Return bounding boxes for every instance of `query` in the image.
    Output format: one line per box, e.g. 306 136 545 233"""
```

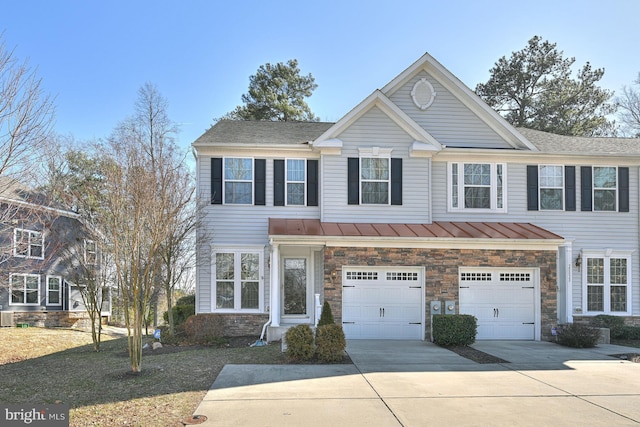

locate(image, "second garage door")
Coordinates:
459 269 537 340
342 267 424 339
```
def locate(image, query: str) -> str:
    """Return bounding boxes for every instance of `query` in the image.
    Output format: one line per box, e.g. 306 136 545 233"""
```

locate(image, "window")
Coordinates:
224 158 253 204
213 249 262 311
46 276 62 306
539 165 564 210
593 167 617 211
283 258 307 315
14 228 44 259
10 274 40 305
361 158 390 204
449 162 505 212
84 240 97 265
348 154 402 206
286 159 305 205
583 251 631 314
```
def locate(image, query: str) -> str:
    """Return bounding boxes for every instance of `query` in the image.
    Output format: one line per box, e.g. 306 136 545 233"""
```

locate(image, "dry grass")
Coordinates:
0 327 285 426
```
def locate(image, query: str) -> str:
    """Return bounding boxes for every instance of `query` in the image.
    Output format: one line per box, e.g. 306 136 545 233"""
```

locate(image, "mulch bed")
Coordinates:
610 353 640 363
444 345 510 364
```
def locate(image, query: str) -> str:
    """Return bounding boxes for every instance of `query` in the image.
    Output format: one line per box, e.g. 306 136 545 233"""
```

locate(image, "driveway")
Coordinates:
193 340 640 426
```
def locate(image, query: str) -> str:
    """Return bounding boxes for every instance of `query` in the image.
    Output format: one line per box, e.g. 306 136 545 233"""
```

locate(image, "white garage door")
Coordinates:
459 270 537 340
342 268 424 339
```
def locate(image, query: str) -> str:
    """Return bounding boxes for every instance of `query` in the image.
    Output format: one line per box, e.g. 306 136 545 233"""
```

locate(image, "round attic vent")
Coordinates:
410 78 436 110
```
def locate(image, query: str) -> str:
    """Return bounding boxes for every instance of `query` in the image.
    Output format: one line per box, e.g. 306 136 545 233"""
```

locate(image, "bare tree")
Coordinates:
617 73 640 137
0 33 55 184
103 83 190 373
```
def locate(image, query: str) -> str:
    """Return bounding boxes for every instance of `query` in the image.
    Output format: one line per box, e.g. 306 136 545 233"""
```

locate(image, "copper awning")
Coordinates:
268 218 562 240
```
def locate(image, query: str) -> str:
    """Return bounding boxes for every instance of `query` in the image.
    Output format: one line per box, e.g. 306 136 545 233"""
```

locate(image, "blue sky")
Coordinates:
2 1 639 152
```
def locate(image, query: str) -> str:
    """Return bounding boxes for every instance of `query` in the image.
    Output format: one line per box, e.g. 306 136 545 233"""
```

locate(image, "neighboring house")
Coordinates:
0 179 110 327
192 53 640 342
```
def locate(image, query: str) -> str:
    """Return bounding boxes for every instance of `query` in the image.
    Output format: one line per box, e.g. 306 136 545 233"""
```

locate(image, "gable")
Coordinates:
388 71 514 149
382 53 537 151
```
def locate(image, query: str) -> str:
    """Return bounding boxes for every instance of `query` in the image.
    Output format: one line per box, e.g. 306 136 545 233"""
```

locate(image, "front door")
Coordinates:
282 257 308 317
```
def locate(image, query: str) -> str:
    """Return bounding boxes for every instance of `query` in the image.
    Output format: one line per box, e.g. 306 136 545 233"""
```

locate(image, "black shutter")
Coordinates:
274 160 285 206
619 167 629 212
254 159 266 206
565 166 576 211
348 157 359 205
526 165 538 211
307 159 318 206
581 166 592 211
211 158 222 204
391 158 402 205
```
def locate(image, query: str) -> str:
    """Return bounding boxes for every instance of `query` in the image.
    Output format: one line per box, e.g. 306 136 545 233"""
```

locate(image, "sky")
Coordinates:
2 0 640 154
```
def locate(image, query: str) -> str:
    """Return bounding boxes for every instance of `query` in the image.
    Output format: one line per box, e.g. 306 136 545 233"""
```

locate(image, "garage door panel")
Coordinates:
459 269 536 340
342 268 424 340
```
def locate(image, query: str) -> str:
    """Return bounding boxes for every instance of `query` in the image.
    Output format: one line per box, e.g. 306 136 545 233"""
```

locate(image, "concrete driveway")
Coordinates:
193 340 640 426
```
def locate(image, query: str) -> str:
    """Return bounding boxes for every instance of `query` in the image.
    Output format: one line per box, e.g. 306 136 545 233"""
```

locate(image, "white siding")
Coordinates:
432 160 640 317
322 106 431 223
196 154 318 314
389 71 513 149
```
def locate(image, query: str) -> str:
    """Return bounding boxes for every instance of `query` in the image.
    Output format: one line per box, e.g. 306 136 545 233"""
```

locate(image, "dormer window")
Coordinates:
14 228 44 259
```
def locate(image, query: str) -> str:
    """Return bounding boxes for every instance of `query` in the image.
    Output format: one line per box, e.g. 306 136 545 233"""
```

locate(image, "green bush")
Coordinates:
590 315 625 339
315 324 346 363
163 303 195 327
183 314 225 345
556 323 600 348
285 324 315 362
175 294 196 306
432 314 477 346
317 301 335 327
620 325 640 340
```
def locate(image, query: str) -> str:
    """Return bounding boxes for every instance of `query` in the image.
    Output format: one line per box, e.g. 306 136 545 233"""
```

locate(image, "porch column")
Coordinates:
270 242 280 327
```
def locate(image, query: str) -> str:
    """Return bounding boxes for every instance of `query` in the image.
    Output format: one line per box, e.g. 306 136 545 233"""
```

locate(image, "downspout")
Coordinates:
258 239 275 342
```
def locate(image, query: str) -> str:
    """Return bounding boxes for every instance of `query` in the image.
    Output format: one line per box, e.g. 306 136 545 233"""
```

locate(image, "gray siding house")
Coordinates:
0 180 110 327
193 53 640 342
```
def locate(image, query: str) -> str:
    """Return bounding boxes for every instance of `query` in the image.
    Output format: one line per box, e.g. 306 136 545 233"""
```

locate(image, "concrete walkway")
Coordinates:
193 340 640 426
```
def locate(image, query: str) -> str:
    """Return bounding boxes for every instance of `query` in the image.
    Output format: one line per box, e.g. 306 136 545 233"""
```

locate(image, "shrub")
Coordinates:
183 314 225 344
315 324 346 363
590 315 625 339
317 301 335 327
175 294 196 306
620 325 640 340
432 314 477 346
163 302 195 327
285 324 315 362
556 323 600 348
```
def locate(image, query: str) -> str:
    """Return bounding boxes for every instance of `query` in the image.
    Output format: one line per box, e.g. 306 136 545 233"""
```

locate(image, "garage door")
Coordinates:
342 268 424 339
459 270 536 340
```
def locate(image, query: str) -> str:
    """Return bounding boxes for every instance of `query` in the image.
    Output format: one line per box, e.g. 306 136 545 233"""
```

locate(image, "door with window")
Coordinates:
282 257 311 318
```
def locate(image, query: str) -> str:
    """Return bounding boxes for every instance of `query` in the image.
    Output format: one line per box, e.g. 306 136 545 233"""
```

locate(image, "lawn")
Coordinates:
0 327 285 426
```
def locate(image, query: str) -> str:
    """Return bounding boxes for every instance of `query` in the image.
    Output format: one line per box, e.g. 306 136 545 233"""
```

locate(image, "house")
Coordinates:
192 53 640 342
0 179 110 327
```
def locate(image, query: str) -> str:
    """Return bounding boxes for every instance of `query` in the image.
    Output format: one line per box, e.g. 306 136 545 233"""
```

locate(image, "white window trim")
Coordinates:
84 239 97 265
448 162 507 213
358 148 393 206
211 246 264 313
13 228 45 259
68 283 87 312
581 249 632 315
46 275 63 306
9 273 41 306
592 166 618 212
538 164 565 211
223 157 254 205
285 158 306 206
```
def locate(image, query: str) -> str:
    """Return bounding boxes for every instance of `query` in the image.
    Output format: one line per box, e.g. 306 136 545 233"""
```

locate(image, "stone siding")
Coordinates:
216 313 270 337
324 247 557 341
10 311 93 328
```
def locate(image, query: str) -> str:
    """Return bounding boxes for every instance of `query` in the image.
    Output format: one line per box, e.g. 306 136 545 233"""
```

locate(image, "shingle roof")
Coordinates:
269 218 563 240
192 120 334 146
517 128 640 155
